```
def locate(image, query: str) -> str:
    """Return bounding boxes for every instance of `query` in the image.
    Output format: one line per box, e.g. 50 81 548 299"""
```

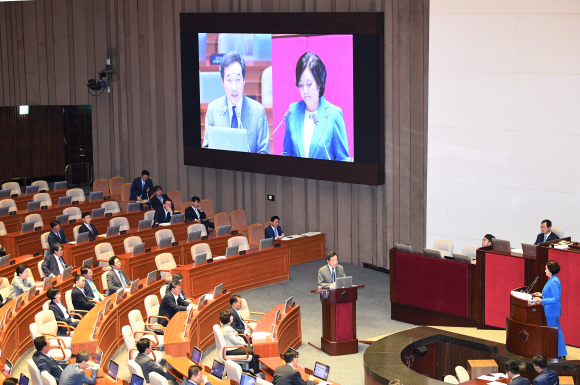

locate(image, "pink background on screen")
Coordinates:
271 35 354 157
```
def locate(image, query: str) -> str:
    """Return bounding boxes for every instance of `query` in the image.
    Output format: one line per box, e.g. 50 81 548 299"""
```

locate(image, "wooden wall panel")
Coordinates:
0 0 429 267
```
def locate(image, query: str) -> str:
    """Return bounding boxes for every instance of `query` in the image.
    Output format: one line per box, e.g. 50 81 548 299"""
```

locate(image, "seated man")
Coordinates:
228 294 251 340
150 186 174 211
135 338 176 384
184 196 214 233
42 242 68 277
71 275 96 313
506 359 530 385
158 280 190 327
58 350 98 385
534 219 559 245
82 266 104 301
482 234 495 247
532 355 558 385
317 251 346 289
130 170 154 202
265 216 285 240
154 199 173 225
181 364 211 385
107 256 131 292
166 273 191 303
273 349 315 385
78 212 99 237
47 220 69 246
47 287 79 335
32 336 68 383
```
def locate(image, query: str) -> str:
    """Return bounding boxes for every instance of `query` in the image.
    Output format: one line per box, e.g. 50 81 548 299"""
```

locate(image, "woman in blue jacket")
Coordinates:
282 52 350 161
532 260 567 359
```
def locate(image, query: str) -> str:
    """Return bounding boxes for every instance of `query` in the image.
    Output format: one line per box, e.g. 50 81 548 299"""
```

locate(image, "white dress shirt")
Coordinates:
235 307 248 333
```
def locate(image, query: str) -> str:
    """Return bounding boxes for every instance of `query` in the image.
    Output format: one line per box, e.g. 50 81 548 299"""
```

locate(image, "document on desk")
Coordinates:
213 256 226 261
159 223 171 227
301 231 321 237
510 291 531 301
252 332 271 340
486 382 506 385
477 375 497 381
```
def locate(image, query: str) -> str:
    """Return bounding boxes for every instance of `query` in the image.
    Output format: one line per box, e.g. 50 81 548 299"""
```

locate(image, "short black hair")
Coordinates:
295 52 327 97
153 185 163 192
136 338 151 353
164 198 172 204
51 242 63 253
188 365 203 380
47 287 60 300
76 351 91 363
169 280 181 290
220 309 232 324
220 51 246 80
109 256 119 267
34 335 48 351
172 273 183 281
141 170 150 176
505 359 520 375
3 377 18 385
483 234 495 242
532 354 547 369
16 264 28 276
230 294 241 306
81 266 90 276
542 219 552 228
74 274 84 283
270 216 280 222
191 196 201 203
546 260 561 275
50 220 60 229
283 349 299 363
326 251 337 261
82 211 90 219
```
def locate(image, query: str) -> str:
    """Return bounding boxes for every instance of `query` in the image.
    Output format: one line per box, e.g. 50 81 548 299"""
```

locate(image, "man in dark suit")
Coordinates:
107 256 131 292
71 275 96 313
81 266 104 301
47 220 69 246
42 242 68 277
532 355 558 385
135 338 176 384
130 170 154 201
229 294 251 339
265 215 285 240
154 199 173 225
47 287 79 336
150 186 174 211
184 196 214 233
58 351 98 385
273 350 315 385
506 359 530 385
181 364 211 385
32 336 68 382
166 273 190 303
534 219 560 245
77 212 99 237
158 280 190 327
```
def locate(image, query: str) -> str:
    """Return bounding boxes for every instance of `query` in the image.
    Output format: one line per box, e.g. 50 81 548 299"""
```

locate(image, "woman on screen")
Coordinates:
282 52 350 161
532 260 568 359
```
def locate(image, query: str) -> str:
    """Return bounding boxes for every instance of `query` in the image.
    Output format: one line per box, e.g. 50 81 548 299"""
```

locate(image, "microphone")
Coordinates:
312 114 330 160
216 106 228 127
272 109 292 135
236 112 251 152
526 276 539 294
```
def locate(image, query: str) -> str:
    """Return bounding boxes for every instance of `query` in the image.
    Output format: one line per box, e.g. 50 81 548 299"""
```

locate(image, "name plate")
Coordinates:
41 206 48 210
231 230 239 235
145 248 151 253
201 236 208 240
210 53 224 65
120 230 126 235
274 243 281 248
171 241 178 246
33 252 39 257
104 196 111 200
152 224 159 229
9 211 16 215
72 200 79 204
89 237 96 242
10 260 15 265
34 226 41 231
39 189 46 193
239 250 246 255
69 219 76 224
10 194 17 198
105 213 112 217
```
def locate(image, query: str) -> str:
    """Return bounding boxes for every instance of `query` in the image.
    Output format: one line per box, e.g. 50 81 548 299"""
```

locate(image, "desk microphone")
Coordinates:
312 114 330 160
526 276 539 294
272 109 292 135
216 106 228 127
236 112 251 153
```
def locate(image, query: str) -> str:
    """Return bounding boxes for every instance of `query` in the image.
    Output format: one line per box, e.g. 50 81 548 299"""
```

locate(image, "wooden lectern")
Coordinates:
311 285 364 356
506 286 558 359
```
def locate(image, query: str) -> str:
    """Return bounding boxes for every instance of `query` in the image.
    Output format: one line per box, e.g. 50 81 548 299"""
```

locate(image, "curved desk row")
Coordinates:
0 253 44 282
0 188 68 211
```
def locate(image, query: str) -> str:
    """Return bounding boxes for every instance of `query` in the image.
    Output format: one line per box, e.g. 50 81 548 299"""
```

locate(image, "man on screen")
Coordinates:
203 51 270 154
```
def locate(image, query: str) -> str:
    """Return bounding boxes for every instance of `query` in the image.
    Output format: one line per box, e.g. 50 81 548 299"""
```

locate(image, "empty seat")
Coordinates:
228 236 250 252
0 199 17 214
231 210 249 232
191 243 212 261
167 191 183 211
66 188 86 202
63 207 82 220
155 229 175 245
261 66 273 107
120 183 134 210
145 210 156 222
109 177 124 196
33 193 53 207
95 243 115 269
247 223 265 248
461 246 477 259
444 375 459 384
110 217 130 231
30 314 71 361
2 181 21 195
92 179 109 193
199 71 225 103
455 366 470 382
41 232 51 256
214 212 231 230
187 223 207 237
32 180 50 191
155 253 177 282
225 360 243 383
102 201 121 214
129 309 164 348
552 227 564 239
200 199 215 217
432 240 454 258
72 225 81 242
124 236 143 254
35 310 74 349
25 213 44 228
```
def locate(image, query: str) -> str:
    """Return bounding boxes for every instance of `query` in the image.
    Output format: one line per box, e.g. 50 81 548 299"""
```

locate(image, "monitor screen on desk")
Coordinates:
240 373 257 385
91 208 105 218
127 202 142 212
19 374 29 385
76 231 89 244
313 362 330 381
89 191 103 201
422 248 442 259
284 296 293 314
492 238 511 253
58 196 72 206
210 359 225 380
0 190 10 199
4 359 12 376
130 374 144 385
191 346 202 365
25 185 39 195
54 181 67 190
108 360 119 380
94 347 103 364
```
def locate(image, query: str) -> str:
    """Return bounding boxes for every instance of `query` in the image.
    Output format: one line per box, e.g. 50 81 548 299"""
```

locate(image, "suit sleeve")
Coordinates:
130 179 139 200
203 105 214 148
331 107 350 161
107 273 121 292
541 280 560 305
73 289 96 310
255 106 270 154
265 227 273 239
82 369 98 385
534 234 542 245
92 224 99 236
50 304 68 323
62 231 69 244
318 268 331 288
292 369 315 385
41 256 54 277
184 207 193 220
34 356 52 375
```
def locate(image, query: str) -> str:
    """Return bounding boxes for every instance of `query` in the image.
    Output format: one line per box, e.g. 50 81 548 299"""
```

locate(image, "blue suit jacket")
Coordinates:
130 177 154 201
541 275 562 317
534 231 559 245
282 96 350 161
265 225 283 239
154 207 171 224
203 95 270 154
533 369 558 385
47 229 69 247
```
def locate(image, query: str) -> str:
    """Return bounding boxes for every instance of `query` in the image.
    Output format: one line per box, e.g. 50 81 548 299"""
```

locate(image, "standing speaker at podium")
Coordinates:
532 260 567 359
317 252 346 289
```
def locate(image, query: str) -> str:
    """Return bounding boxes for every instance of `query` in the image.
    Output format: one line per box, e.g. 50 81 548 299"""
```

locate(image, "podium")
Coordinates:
506 286 558 359
311 285 364 356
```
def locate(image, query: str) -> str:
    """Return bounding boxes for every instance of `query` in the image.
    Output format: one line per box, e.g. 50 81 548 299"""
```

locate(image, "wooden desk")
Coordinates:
73 209 152 237
0 253 44 282
0 266 102 366
4 188 68 211
467 360 498 380
252 304 302 358
164 291 230 356
283 234 325 266
165 357 229 385
173 246 289 299
70 278 164 365
462 377 509 385
258 357 340 384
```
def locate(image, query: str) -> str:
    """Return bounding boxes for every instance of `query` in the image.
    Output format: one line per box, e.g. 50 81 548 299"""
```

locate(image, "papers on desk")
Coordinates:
554 244 569 250
68 241 76 245
213 256 226 262
478 372 508 382
252 331 271 340
301 231 321 237
281 235 303 241
97 234 107 237
205 294 214 300
511 248 524 254
486 382 506 385
491 373 508 379
511 290 531 301
159 223 171 227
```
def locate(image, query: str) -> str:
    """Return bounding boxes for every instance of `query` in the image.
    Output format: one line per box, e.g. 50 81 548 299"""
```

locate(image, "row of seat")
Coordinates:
2 180 50 195
0 188 87 214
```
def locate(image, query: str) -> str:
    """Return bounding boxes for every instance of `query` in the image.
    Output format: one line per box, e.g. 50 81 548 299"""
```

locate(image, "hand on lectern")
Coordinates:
532 292 542 298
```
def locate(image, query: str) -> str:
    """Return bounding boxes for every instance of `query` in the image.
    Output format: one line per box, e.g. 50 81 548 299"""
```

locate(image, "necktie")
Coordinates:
118 271 127 286
56 231 61 241
332 268 336 282
544 235 548 242
160 196 164 203
274 227 277 237
231 106 238 128
57 257 65 272
89 280 100 300
166 211 170 222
